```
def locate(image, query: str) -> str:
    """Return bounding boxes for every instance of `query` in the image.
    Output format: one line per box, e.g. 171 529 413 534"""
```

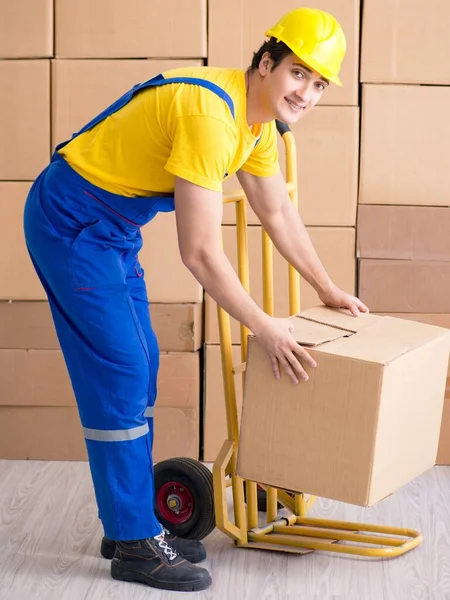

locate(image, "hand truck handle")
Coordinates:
275 120 291 136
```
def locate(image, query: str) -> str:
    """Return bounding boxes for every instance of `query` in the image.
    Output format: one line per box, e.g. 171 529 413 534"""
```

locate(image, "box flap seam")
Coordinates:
295 315 357 335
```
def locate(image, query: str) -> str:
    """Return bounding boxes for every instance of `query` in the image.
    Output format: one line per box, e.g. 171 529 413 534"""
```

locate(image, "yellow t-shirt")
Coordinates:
59 66 280 197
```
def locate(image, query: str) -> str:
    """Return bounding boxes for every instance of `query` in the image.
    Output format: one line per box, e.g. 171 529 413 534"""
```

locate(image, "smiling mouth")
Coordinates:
285 98 306 111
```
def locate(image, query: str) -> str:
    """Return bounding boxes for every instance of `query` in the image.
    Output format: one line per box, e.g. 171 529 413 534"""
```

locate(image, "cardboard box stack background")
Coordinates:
1 0 449 465
358 0 450 464
0 0 207 461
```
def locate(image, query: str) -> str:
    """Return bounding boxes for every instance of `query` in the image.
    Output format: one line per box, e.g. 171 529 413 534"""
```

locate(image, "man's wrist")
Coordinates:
317 279 335 299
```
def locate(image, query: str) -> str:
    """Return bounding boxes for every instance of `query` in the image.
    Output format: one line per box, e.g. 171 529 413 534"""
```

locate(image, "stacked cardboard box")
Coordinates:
0 0 207 461
5 0 450 471
0 302 202 461
358 1 450 464
204 0 360 460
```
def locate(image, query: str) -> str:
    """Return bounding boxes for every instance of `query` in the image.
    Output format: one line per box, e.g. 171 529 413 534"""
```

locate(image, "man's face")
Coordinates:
259 53 329 124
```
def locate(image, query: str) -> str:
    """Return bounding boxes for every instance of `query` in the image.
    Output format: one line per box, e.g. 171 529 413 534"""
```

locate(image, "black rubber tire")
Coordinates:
154 457 215 541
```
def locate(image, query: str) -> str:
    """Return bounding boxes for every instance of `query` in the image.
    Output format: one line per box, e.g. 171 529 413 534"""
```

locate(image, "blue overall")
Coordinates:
23 74 236 541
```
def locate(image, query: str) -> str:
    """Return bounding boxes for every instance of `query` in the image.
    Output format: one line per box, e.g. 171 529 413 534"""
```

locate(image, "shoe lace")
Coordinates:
154 532 178 561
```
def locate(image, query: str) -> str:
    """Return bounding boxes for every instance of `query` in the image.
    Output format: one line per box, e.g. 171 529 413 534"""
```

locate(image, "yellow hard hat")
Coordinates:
265 7 347 86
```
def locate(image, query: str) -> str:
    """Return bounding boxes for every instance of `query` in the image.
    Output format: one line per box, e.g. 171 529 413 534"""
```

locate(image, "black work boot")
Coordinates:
110 531 212 592
101 527 207 563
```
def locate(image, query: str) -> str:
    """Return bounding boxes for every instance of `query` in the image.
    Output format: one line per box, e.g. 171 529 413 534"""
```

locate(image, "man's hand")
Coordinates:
318 284 369 317
253 316 317 385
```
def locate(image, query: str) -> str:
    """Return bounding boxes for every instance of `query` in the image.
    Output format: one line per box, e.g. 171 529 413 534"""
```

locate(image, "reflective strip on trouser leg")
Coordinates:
83 408 154 441
84 422 149 442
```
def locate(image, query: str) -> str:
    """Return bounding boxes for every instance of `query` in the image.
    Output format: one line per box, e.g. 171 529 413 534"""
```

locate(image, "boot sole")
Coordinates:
101 537 206 563
111 559 212 592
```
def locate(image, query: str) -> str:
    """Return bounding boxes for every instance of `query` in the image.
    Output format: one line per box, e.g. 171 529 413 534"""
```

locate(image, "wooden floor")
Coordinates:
0 460 449 600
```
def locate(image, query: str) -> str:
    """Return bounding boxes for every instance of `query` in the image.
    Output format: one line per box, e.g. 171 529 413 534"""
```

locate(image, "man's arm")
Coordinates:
236 169 369 315
174 177 269 335
174 176 317 384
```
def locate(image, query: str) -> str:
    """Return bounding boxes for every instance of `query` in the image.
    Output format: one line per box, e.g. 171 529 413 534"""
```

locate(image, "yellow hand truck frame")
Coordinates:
212 120 423 558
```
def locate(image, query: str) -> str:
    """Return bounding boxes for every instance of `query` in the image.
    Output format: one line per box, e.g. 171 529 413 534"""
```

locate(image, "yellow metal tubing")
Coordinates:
236 199 251 362
248 530 422 558
246 481 259 530
266 487 279 524
212 440 243 542
306 495 318 512
283 132 298 194
295 516 419 536
261 228 274 316
288 265 300 315
231 474 248 546
283 130 301 316
217 306 239 445
222 182 294 205
222 191 246 203
294 493 306 517
215 202 251 546
248 516 291 536
274 525 409 547
261 221 280 523
276 490 295 513
215 301 248 543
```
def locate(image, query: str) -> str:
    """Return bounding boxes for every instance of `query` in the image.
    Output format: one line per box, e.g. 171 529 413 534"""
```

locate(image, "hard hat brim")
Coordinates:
265 29 343 87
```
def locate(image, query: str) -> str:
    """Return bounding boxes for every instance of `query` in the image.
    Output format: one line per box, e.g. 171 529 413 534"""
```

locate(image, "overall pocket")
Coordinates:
71 220 132 290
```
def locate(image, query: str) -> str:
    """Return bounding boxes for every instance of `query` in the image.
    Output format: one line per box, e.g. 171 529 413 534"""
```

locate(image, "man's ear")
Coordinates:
258 51 273 76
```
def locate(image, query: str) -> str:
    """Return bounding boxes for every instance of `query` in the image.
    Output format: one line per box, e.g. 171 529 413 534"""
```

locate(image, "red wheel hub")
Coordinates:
157 481 195 524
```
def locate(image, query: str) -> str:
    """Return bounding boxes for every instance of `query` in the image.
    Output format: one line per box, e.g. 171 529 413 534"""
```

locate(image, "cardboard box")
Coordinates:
203 345 243 462
0 301 59 349
0 0 53 58
0 183 47 301
0 301 202 352
0 349 75 407
151 303 203 352
0 407 87 461
157 352 200 409
208 0 360 106
357 205 450 261
52 59 203 148
359 85 450 206
140 212 203 303
359 259 450 313
0 406 198 461
154 407 199 461
237 306 450 506
0 60 50 179
55 0 207 58
223 107 359 227
375 313 450 466
205 226 356 343
0 348 199 408
361 0 450 84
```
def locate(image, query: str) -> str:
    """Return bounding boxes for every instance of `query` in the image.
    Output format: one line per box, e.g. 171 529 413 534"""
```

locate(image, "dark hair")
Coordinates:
247 38 293 72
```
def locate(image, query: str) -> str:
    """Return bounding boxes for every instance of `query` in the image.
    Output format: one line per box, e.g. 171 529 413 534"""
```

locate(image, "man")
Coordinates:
23 7 368 593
